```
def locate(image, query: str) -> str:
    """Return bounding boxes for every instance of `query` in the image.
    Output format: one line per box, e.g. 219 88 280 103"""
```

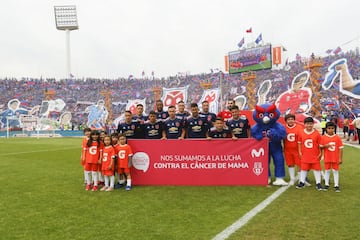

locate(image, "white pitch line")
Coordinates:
0 147 79 156
212 185 290 240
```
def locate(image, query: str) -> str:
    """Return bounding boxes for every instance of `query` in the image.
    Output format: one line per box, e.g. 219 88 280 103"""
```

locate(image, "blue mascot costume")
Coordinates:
251 103 288 186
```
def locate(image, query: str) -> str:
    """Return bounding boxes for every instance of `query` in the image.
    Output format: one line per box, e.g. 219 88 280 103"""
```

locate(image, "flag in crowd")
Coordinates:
142 70 145 77
246 27 252 33
237 37 245 48
295 53 302 61
333 47 342 55
326 49 333 54
255 33 262 45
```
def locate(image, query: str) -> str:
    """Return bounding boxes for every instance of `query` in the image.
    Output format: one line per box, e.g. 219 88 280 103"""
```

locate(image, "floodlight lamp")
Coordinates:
54 5 79 31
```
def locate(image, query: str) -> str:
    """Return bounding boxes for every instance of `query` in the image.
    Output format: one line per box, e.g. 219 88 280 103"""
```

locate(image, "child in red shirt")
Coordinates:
320 122 343 192
115 134 133 190
83 130 104 191
296 117 323 190
100 135 116 191
283 114 303 185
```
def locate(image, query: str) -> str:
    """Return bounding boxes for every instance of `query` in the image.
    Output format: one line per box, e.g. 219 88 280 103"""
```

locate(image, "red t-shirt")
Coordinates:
102 145 116 171
284 123 303 153
298 129 321 163
320 134 343 163
217 110 232 122
85 141 104 164
115 144 133 169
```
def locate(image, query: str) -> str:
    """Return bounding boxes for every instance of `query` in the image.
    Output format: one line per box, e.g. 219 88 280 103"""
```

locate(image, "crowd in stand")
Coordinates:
1 49 360 127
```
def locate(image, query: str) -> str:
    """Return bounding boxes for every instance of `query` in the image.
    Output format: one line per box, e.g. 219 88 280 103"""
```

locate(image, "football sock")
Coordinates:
104 176 109 187
288 167 295 181
314 170 321 184
126 179 132 187
85 171 91 185
92 171 98 186
300 170 307 183
110 176 115 188
98 171 104 182
324 170 331 186
333 169 339 187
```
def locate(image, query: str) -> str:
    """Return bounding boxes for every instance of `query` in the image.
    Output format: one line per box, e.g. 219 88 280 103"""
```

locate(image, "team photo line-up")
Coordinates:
81 98 353 192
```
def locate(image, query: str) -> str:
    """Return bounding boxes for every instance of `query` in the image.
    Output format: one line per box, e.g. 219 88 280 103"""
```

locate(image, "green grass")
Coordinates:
0 138 359 240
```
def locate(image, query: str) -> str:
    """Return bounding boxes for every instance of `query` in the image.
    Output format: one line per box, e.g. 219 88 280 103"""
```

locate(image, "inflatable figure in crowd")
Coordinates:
0 99 28 128
85 100 108 129
257 79 272 105
322 58 360 99
251 103 288 186
234 95 247 110
275 71 312 123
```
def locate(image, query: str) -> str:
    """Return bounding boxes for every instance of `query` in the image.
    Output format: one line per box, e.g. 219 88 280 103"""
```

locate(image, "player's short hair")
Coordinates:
118 133 127 138
202 100 209 104
284 114 296 121
148 110 156 116
231 105 239 111
325 122 336 128
190 103 198 108
177 100 184 104
110 132 119 138
83 127 91 133
125 110 132 115
215 117 223 122
136 104 143 108
304 117 314 124
168 105 176 110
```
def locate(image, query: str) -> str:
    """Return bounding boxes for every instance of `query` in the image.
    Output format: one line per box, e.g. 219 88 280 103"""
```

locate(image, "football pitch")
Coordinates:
0 138 359 240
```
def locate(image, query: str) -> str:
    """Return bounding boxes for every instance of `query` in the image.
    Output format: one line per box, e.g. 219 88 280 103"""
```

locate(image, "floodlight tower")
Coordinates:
54 5 79 78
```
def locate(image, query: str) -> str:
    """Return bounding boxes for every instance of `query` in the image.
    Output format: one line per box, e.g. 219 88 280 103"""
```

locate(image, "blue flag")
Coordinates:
255 33 262 44
237 37 245 48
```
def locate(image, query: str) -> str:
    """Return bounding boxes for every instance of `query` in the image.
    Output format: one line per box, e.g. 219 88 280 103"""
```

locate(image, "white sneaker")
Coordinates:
288 179 295 186
268 177 271 185
304 181 312 187
272 178 288 186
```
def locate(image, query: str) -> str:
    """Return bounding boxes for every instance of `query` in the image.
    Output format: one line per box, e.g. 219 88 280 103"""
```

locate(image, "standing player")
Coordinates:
207 117 231 139
100 135 116 191
117 110 141 139
217 99 235 122
155 100 169 121
176 100 190 121
142 111 163 139
132 104 148 123
83 130 104 191
162 105 185 139
320 122 344 192
296 117 323 190
185 103 210 139
115 134 133 191
226 105 250 139
132 104 148 138
283 114 303 185
199 100 217 125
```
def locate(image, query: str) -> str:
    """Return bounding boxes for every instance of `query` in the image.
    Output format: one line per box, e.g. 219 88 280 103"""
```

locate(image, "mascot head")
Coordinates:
253 103 280 126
